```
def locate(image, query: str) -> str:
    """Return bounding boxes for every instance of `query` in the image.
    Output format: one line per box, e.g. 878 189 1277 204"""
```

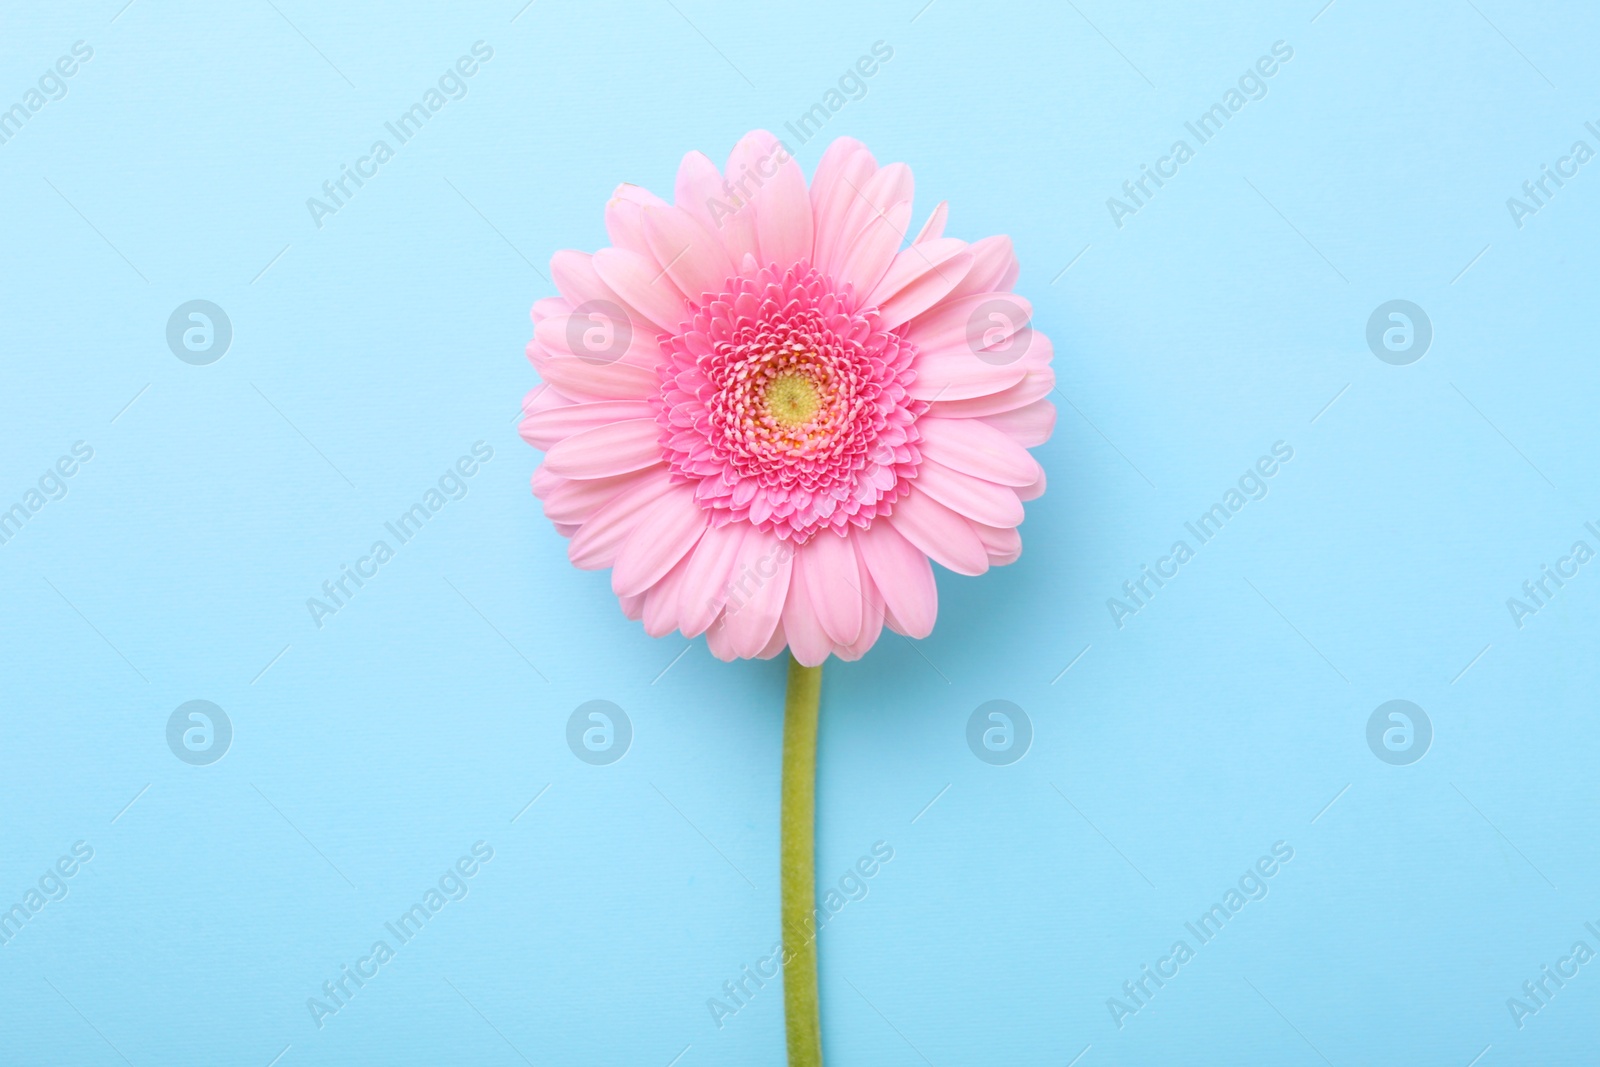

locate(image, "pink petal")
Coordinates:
973 521 1022 565
801 532 864 647
531 296 569 322
1018 466 1046 502
866 239 973 329
520 399 654 451
750 137 814 268
550 250 624 307
679 521 747 637
943 235 1019 301
917 416 1039 487
550 250 608 306
539 471 656 525
827 162 913 281
566 471 674 569
836 572 885 660
643 553 694 637
530 466 559 503
705 612 738 661
855 521 937 638
720 133 769 265
604 183 668 257
980 398 1057 448
809 137 877 273
643 203 736 305
756 621 790 660
782 559 833 667
928 367 1055 418
548 249 663 335
528 342 660 401
613 486 708 598
835 199 912 299
907 346 1029 402
1008 329 1054 373
720 529 793 657
906 291 1033 356
534 312 661 372
888 488 989 576
521 382 559 419
914 460 1024 528
592 247 692 332
913 201 948 244
675 150 727 235
542 419 663 479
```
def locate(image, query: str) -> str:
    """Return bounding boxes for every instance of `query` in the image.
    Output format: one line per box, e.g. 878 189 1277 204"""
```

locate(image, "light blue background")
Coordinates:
3 0 1597 1063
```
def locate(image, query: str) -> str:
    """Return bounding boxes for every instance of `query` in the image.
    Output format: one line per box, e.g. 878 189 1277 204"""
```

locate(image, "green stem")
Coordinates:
781 654 824 1067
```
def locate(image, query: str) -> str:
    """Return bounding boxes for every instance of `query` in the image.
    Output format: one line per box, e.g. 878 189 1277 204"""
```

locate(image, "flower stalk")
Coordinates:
781 655 824 1066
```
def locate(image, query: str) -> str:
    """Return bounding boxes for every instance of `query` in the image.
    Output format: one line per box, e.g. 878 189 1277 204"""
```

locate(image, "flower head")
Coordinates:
521 131 1054 665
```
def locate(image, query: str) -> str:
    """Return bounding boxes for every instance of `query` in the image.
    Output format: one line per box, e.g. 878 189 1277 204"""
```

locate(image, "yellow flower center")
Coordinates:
765 371 820 426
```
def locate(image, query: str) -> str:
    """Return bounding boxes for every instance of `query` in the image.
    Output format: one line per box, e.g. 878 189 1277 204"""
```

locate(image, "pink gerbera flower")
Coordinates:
520 130 1055 666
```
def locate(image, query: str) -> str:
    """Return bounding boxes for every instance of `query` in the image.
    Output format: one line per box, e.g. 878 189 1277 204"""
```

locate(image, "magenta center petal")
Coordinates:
651 261 927 544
